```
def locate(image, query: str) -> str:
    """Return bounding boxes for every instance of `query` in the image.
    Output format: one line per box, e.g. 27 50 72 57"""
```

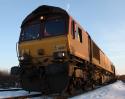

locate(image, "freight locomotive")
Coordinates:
11 5 116 95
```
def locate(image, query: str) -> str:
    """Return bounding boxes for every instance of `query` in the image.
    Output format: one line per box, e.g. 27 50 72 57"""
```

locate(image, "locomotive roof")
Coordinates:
21 5 68 27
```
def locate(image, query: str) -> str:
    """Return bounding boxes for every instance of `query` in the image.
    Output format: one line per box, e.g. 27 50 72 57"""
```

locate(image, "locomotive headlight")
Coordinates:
53 51 66 59
57 52 65 57
19 56 24 61
40 16 44 20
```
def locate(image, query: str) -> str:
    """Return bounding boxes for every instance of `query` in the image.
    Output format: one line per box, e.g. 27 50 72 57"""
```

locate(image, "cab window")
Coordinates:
44 19 65 37
20 23 40 41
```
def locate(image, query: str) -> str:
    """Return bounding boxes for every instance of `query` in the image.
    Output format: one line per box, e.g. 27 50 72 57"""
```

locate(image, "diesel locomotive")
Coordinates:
11 5 116 94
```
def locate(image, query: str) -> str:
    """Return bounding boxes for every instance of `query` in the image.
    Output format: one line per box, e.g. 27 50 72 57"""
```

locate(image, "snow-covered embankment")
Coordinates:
70 81 125 99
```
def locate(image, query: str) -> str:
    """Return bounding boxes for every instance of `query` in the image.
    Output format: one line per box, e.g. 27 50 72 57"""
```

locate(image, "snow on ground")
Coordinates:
31 80 125 99
70 81 125 99
0 81 125 99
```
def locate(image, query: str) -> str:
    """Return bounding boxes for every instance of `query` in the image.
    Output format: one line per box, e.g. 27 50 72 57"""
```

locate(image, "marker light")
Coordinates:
40 16 44 20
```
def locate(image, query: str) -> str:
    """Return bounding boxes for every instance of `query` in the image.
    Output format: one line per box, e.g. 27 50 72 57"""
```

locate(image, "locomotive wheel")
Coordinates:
64 77 75 95
68 83 76 95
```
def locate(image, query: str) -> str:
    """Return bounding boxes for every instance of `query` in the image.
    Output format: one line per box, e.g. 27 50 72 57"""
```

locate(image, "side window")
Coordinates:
111 64 114 72
71 20 83 43
76 25 82 43
75 25 79 39
92 42 100 61
71 20 75 39
78 28 82 43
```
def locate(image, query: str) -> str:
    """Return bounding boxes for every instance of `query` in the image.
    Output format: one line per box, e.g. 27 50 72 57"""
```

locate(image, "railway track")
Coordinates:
0 88 67 99
0 88 43 99
2 93 68 99
4 93 42 99
0 88 22 92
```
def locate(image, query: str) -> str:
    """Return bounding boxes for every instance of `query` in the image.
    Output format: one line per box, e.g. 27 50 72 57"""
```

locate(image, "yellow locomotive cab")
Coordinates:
18 13 69 65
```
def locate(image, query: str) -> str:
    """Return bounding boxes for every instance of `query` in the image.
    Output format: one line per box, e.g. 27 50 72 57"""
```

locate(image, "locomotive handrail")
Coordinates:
16 42 19 59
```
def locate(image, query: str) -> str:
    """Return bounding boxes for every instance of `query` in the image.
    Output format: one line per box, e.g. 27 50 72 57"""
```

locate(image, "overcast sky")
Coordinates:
0 0 125 74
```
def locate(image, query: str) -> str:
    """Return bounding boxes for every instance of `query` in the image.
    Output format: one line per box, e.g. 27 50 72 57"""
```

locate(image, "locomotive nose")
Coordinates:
20 62 69 94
